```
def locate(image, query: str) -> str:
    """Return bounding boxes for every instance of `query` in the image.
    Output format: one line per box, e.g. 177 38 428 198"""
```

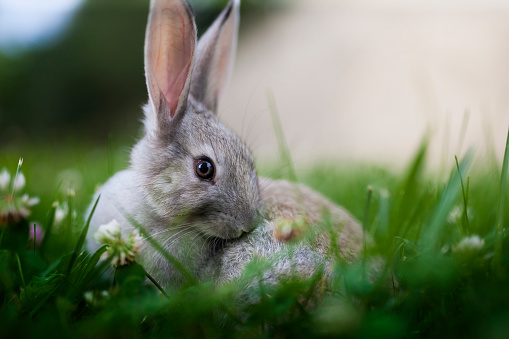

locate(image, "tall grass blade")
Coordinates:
391 138 428 236
424 151 472 253
144 268 169 299
363 186 373 251
66 195 100 276
362 186 373 277
11 157 23 196
266 90 297 183
455 155 470 236
372 189 389 238
441 112 450 177
81 245 108 283
124 214 198 286
39 201 57 257
456 109 470 157
81 253 115 291
494 127 509 271
39 182 63 257
15 252 26 288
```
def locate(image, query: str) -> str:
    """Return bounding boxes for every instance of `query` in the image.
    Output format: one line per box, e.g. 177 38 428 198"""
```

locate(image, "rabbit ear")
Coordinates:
145 0 196 129
190 0 240 113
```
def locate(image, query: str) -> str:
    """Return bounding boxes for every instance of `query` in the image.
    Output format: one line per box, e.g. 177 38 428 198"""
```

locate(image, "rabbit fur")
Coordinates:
86 0 363 288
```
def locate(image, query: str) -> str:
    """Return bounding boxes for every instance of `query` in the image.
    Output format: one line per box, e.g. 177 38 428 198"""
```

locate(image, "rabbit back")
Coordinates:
200 178 364 284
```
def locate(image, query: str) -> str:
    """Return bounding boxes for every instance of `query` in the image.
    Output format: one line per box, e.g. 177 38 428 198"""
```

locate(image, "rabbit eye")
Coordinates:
195 158 215 181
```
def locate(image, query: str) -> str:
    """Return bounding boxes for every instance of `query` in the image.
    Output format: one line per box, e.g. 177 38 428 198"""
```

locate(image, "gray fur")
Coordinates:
86 0 363 288
200 178 363 285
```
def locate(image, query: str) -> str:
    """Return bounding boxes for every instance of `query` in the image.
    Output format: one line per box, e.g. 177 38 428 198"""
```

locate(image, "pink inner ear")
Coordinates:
149 3 195 118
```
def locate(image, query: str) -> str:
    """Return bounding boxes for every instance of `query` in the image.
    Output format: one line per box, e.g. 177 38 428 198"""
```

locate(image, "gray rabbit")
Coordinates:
86 0 363 288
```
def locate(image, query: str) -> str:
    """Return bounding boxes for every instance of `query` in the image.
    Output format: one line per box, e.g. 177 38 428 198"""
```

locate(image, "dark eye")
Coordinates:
195 158 215 181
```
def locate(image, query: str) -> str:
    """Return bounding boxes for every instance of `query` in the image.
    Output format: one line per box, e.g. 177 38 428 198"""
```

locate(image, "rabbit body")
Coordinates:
201 178 363 285
86 0 363 288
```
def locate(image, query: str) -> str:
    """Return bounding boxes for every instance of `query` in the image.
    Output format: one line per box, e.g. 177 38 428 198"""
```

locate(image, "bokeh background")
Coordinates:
1 0 509 176
0 0 284 145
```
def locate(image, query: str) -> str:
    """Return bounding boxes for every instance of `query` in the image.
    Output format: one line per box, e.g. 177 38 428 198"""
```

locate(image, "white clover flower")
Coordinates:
447 206 462 223
21 194 40 206
51 201 78 230
453 234 484 254
83 290 110 307
448 205 473 224
54 201 69 226
94 219 144 267
83 291 94 304
94 219 122 244
0 168 10 191
0 165 39 226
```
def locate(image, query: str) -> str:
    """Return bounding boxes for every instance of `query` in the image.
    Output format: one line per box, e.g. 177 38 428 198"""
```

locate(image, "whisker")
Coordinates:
166 228 198 249
162 226 196 246
142 222 195 241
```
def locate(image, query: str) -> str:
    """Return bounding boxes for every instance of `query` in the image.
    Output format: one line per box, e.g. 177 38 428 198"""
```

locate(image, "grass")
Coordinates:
1 133 509 338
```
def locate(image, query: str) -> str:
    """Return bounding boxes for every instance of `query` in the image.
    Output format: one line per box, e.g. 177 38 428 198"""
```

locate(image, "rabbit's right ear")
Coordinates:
190 0 240 113
144 0 196 135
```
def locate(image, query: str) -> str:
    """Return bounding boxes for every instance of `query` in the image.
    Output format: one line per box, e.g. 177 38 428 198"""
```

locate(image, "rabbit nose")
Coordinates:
240 222 256 234
239 210 260 233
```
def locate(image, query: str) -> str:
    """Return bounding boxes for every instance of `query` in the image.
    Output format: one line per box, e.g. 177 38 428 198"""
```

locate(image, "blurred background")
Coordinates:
0 0 285 145
1 0 509 178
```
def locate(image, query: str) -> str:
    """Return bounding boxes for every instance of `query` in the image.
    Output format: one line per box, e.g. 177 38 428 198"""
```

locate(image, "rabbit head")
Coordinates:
130 0 260 240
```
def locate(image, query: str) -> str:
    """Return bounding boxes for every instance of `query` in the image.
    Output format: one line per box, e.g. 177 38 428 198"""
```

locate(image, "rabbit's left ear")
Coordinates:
190 0 240 113
145 0 196 122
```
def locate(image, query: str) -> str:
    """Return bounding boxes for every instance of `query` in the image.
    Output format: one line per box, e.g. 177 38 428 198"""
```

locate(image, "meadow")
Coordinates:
0 129 508 338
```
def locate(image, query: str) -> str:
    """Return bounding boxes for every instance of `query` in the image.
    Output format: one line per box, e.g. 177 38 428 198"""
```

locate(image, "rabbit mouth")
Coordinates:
202 224 246 240
207 232 250 257
188 208 260 240
207 237 229 256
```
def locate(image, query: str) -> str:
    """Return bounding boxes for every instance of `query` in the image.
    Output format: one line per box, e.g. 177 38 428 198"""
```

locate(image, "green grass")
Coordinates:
1 134 509 338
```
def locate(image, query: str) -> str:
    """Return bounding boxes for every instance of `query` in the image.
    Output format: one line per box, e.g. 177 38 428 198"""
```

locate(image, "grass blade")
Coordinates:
372 189 389 238
11 157 23 196
494 127 509 271
74 245 109 290
124 213 198 286
39 182 63 257
144 268 169 299
266 90 297 183
39 202 57 257
456 109 470 157
15 252 26 288
391 138 428 236
423 151 472 253
455 155 470 236
362 186 373 277
66 195 100 276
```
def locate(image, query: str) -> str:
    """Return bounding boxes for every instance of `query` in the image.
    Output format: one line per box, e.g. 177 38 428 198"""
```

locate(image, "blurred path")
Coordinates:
220 0 509 168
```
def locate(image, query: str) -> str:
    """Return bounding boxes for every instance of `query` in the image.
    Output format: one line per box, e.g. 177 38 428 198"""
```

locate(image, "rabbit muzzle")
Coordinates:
197 206 260 240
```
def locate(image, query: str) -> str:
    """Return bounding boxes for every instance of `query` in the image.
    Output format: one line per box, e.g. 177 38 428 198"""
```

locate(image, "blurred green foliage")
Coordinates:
0 0 285 146
1 137 509 338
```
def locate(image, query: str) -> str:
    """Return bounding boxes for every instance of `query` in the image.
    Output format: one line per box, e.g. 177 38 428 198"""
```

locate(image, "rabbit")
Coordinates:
86 0 364 288
200 178 364 286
